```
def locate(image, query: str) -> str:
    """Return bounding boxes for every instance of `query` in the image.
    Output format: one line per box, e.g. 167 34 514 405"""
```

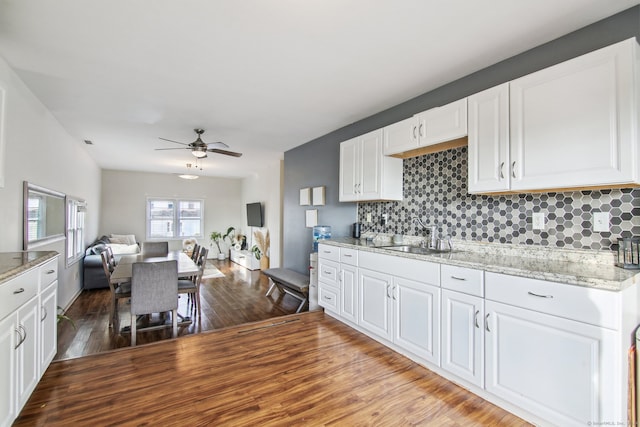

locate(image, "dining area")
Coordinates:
101 241 208 345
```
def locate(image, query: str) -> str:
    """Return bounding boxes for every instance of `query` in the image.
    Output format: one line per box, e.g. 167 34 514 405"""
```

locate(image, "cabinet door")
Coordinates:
359 130 383 200
510 39 638 191
441 289 484 388
340 265 358 324
468 83 510 193
40 281 57 376
420 98 468 146
393 277 440 366
485 300 618 427
383 116 418 155
339 138 359 201
358 268 393 341
0 314 17 427
16 296 39 413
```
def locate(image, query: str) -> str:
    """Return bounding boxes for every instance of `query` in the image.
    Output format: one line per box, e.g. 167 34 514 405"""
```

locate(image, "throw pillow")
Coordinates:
106 243 140 255
110 234 136 245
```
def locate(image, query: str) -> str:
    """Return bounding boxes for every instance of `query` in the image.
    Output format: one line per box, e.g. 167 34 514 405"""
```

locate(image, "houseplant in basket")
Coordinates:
210 231 226 260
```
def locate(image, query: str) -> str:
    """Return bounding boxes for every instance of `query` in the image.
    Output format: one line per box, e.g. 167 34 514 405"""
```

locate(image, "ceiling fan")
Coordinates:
156 128 242 158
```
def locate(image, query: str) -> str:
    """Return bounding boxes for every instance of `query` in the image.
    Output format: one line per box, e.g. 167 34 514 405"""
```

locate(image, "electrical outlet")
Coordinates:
366 213 372 223
532 212 545 230
593 212 609 232
381 213 388 226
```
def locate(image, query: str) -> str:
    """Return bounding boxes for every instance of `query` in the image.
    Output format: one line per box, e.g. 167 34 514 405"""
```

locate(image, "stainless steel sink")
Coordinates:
378 245 454 255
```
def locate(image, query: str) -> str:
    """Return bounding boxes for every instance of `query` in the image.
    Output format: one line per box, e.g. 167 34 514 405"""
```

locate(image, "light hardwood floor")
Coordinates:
19 311 529 426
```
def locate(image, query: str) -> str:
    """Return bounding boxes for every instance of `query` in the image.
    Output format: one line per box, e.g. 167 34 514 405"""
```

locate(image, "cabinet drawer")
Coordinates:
317 244 340 262
485 272 619 329
441 265 484 297
359 250 439 286
318 259 339 287
319 283 339 313
39 258 58 289
0 268 39 320
340 248 358 266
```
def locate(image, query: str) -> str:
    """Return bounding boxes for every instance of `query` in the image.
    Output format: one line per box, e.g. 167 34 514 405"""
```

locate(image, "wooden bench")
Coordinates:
262 268 310 313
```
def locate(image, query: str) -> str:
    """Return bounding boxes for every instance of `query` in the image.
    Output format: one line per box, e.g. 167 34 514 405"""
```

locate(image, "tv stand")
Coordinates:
230 249 260 270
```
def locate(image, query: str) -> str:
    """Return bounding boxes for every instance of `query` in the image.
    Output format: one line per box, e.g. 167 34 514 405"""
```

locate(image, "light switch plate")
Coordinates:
593 212 609 232
532 212 545 230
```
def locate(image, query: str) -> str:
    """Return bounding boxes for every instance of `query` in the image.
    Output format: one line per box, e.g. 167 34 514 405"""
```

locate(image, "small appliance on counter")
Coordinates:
352 222 362 238
617 237 640 269
312 225 331 251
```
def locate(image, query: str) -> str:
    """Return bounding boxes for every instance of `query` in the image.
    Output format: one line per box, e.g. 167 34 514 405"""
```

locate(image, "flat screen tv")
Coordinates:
246 202 263 227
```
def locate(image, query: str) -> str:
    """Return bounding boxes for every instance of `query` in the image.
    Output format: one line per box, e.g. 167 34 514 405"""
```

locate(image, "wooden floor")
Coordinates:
56 259 301 360
18 311 529 426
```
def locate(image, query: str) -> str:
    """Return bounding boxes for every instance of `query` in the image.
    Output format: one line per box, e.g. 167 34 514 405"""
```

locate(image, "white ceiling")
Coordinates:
0 0 638 178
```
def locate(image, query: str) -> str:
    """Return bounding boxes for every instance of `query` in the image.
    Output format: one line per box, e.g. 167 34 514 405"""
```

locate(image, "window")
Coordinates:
66 197 86 266
146 198 203 239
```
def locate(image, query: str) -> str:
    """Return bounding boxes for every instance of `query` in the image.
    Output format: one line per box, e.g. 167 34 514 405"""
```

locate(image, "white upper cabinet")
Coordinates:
384 99 468 157
467 83 510 193
339 129 403 202
469 38 640 194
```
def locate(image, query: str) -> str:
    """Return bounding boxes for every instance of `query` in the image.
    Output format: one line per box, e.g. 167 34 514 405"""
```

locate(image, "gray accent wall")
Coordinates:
283 6 640 273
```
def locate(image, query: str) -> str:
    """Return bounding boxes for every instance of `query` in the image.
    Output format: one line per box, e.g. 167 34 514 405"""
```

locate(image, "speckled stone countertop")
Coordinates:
0 251 59 284
319 236 637 292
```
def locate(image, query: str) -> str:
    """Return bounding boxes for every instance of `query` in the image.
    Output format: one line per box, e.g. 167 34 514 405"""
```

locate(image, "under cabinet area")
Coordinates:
468 38 640 194
339 129 403 202
0 254 59 427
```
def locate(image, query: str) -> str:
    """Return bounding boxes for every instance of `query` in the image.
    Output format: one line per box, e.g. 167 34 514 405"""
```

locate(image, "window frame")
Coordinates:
146 197 204 240
66 196 86 267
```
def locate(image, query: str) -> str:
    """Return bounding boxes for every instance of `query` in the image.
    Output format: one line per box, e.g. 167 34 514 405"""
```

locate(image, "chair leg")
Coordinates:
109 294 116 327
172 309 178 339
266 278 277 297
131 314 137 346
195 289 201 318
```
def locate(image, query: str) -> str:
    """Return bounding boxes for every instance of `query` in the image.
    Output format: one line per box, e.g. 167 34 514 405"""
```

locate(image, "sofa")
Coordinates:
83 235 139 290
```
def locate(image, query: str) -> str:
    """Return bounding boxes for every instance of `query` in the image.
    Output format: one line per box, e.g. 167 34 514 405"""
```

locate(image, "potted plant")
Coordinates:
210 231 226 260
223 226 235 256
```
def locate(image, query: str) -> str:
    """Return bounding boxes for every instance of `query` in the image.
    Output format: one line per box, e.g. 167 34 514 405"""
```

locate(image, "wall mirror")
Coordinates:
23 181 66 249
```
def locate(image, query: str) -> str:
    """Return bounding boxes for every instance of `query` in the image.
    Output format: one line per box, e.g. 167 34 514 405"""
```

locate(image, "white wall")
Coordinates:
241 159 283 268
100 170 243 256
0 55 102 308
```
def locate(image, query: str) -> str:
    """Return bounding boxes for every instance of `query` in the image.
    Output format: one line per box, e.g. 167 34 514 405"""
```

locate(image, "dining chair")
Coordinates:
190 243 201 261
141 241 169 257
101 250 131 328
178 247 208 318
130 260 179 346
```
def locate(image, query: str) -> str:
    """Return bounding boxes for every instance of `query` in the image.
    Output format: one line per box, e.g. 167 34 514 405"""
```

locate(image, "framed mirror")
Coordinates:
23 181 66 249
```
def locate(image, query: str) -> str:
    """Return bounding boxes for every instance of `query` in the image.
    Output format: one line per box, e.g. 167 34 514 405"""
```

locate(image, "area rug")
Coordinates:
202 266 225 279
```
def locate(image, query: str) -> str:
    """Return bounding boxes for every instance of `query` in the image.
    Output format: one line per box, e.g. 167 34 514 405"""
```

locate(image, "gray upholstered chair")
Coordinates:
141 241 169 257
101 250 131 328
178 247 208 318
130 260 178 346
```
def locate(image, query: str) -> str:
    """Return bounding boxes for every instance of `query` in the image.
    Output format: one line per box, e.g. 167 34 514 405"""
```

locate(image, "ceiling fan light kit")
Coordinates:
178 163 199 180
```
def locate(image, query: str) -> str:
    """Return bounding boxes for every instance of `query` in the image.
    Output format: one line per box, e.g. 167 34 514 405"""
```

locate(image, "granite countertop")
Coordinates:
320 237 638 292
0 251 59 284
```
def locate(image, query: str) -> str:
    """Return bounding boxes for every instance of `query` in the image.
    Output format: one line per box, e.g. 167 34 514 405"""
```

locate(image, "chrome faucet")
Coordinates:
412 217 437 249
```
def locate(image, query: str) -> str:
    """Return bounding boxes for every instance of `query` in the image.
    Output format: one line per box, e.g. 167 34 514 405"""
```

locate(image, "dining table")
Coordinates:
109 250 199 334
110 250 198 285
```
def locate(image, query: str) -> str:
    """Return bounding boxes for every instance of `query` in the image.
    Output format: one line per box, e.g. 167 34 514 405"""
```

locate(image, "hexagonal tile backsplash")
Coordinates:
357 147 640 251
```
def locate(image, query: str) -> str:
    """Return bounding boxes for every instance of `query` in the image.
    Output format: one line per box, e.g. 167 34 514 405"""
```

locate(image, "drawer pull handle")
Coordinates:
527 291 553 299
485 313 491 332
474 310 479 328
450 276 467 281
46 269 55 274
323 251 331 254
343 254 352 257
13 288 25 294
323 271 332 275
323 296 333 301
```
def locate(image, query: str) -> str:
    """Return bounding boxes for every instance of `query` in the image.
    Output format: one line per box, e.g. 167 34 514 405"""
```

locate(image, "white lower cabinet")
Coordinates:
485 300 617 427
339 264 358 324
441 289 484 388
0 314 17 427
358 268 393 341
15 296 39 413
393 276 440 366
39 281 58 375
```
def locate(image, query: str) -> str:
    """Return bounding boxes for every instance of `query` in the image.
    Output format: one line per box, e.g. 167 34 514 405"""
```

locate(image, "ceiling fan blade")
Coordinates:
206 141 229 149
158 137 190 146
207 148 243 158
154 147 189 151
